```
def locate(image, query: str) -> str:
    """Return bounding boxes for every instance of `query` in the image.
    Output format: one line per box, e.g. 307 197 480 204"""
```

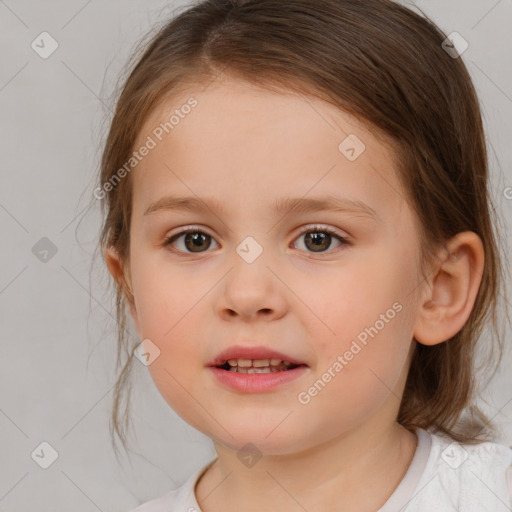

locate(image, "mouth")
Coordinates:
215 359 307 373
209 358 309 393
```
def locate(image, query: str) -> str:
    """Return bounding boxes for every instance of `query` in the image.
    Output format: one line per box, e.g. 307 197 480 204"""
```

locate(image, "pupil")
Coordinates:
185 232 210 252
306 232 330 252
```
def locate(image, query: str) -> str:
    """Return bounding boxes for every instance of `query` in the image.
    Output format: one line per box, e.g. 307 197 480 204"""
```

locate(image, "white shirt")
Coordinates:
128 428 512 511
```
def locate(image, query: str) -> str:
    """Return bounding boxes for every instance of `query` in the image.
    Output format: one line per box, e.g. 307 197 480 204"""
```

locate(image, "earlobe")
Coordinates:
413 231 485 346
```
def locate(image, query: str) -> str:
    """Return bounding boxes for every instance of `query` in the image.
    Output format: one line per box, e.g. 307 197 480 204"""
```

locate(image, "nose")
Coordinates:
215 254 288 323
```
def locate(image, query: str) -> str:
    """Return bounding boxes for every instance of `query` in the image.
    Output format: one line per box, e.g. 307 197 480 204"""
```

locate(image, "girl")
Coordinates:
97 0 512 510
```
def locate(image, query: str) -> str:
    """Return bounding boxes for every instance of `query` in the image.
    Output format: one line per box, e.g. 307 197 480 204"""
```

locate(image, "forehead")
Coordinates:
136 77 393 147
131 78 407 223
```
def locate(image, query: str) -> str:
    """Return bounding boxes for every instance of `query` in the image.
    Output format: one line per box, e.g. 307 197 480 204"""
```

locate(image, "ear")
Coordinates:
413 231 485 346
105 246 139 332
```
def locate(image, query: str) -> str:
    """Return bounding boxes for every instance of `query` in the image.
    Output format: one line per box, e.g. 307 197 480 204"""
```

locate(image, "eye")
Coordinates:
292 225 350 254
163 224 350 256
163 226 218 256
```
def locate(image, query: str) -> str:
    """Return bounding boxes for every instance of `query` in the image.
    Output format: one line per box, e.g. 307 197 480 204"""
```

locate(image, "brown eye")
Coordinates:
164 229 219 255
163 225 350 257
292 226 350 254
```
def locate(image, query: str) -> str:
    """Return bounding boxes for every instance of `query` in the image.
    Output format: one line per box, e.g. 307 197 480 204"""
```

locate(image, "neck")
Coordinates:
195 421 417 512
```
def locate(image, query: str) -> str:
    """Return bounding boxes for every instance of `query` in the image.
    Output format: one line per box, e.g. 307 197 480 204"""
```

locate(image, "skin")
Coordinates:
106 77 485 512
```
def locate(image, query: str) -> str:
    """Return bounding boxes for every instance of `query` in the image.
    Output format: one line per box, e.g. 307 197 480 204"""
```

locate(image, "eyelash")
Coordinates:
163 224 351 257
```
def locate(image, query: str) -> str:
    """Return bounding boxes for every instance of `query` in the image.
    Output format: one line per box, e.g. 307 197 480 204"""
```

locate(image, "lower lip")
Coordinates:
207 366 309 393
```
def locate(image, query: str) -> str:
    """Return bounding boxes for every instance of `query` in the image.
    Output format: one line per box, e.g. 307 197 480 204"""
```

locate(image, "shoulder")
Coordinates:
125 458 217 512
126 487 180 512
429 431 512 478
417 430 512 511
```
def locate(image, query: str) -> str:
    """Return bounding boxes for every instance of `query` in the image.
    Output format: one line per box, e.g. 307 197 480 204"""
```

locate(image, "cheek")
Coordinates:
130 261 207 393
301 300 412 434
131 253 198 339
307 251 415 392
143 302 207 428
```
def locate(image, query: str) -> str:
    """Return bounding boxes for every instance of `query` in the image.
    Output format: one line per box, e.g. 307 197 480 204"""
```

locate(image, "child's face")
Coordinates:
125 78 426 453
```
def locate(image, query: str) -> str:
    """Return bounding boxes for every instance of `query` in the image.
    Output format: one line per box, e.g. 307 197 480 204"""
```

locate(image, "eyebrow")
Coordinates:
143 195 380 222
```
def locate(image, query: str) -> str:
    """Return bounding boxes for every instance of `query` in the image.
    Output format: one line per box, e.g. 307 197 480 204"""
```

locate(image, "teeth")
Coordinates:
253 359 270 367
230 366 281 373
247 367 276 374
224 358 299 373
227 358 293 367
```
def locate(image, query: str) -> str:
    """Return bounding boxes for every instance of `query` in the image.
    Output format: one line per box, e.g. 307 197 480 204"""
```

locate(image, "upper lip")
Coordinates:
207 344 308 367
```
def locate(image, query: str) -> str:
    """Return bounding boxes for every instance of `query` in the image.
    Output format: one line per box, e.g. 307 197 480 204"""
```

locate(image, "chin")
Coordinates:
207 425 313 457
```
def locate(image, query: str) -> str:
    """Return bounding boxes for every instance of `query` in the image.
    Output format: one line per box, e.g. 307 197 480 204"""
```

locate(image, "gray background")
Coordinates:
0 0 511 510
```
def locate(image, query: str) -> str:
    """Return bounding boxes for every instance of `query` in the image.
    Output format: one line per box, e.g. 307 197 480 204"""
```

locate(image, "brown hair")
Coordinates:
95 0 510 456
